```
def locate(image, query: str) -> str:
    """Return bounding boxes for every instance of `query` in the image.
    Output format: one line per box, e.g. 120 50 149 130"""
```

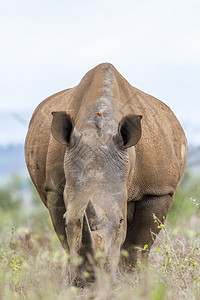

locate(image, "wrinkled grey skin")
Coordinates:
25 63 187 286
51 112 142 285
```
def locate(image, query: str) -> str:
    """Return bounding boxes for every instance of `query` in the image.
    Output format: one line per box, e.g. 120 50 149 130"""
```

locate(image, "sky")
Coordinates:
0 0 200 145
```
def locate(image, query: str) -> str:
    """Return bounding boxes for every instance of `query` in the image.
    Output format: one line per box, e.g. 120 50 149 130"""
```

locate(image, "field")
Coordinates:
0 174 199 300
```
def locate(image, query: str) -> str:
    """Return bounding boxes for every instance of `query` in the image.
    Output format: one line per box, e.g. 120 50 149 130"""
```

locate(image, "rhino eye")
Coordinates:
119 218 124 224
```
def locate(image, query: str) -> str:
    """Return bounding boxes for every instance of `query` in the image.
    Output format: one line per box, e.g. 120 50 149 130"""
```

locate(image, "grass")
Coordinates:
0 176 200 299
0 207 199 299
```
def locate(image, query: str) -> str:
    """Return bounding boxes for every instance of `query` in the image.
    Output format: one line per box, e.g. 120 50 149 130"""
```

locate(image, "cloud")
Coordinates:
0 0 199 123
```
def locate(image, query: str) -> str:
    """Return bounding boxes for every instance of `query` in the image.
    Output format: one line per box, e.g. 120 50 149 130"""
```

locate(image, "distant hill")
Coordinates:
0 112 31 146
187 146 200 174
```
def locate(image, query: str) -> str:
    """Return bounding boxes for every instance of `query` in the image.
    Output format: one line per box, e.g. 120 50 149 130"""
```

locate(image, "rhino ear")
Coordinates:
51 112 78 145
114 115 142 149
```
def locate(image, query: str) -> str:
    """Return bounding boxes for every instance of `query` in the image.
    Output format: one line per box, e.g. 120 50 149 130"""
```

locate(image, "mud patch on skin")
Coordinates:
96 67 116 133
89 66 116 136
181 143 186 162
93 234 105 252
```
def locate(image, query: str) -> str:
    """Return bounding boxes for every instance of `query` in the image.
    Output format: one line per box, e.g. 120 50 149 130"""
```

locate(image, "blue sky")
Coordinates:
0 0 200 145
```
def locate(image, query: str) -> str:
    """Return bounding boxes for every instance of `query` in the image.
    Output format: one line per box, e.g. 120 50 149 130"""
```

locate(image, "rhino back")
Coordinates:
95 64 187 199
25 63 187 205
124 88 187 200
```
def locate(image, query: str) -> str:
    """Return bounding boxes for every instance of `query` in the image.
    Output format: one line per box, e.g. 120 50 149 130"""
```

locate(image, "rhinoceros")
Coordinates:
25 63 187 284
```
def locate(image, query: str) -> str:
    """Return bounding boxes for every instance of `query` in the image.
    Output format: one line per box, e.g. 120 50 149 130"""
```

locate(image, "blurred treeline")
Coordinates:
0 175 52 235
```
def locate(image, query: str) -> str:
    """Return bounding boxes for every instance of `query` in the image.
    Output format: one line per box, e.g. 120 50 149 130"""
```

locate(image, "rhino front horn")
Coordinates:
80 213 94 256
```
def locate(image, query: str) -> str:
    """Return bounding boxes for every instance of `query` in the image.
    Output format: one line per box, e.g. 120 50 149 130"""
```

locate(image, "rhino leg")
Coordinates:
46 190 69 250
122 194 174 269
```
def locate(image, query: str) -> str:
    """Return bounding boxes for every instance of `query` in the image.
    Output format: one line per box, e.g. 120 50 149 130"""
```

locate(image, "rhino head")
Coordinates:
51 111 142 285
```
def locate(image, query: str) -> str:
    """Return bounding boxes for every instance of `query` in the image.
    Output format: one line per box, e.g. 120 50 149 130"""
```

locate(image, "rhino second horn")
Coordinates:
86 199 97 220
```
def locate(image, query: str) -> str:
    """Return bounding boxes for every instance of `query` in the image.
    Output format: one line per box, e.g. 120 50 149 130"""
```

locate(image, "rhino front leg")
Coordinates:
46 190 69 250
122 194 174 269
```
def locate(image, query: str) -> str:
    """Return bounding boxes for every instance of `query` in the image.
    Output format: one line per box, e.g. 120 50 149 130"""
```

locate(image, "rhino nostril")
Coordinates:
90 224 98 231
77 217 82 225
89 221 98 231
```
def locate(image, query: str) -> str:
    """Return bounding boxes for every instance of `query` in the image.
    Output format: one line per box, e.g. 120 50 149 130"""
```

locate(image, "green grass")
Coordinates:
0 204 199 299
0 175 200 299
